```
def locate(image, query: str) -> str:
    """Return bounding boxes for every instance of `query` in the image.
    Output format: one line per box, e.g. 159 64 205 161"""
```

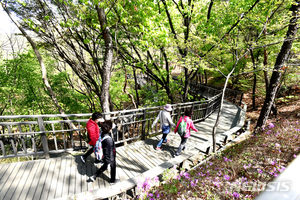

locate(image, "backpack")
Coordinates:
94 135 110 160
177 117 188 137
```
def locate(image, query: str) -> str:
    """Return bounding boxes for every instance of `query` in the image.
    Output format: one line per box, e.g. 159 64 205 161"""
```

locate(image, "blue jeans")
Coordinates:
157 125 170 148
157 134 168 148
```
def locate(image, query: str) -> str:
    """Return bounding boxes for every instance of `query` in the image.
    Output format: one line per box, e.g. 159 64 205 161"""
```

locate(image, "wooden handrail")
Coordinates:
0 84 237 159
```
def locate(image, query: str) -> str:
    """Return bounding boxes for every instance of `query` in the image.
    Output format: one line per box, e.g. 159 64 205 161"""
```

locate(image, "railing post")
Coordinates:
141 109 147 140
38 117 50 159
240 93 244 106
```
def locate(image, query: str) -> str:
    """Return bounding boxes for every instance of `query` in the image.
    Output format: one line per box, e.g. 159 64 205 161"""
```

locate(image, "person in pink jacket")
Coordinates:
174 108 198 156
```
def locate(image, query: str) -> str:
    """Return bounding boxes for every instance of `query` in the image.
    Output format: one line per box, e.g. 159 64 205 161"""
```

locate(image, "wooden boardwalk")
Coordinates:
0 100 245 200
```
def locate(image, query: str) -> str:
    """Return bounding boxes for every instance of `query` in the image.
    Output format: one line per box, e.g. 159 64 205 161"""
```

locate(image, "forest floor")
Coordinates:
243 85 300 131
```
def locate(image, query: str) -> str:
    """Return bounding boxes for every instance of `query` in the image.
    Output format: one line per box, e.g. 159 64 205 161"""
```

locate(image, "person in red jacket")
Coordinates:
81 112 104 164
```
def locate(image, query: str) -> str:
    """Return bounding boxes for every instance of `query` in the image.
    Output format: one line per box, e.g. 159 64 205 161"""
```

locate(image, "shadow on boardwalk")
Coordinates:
0 100 244 200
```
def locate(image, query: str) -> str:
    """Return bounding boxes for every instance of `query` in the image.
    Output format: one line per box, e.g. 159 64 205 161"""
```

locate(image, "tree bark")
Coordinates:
263 27 277 116
255 1 300 132
96 3 113 114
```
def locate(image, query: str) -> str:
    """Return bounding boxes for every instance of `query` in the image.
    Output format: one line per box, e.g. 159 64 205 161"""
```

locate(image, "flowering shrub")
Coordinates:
138 119 300 199
137 176 159 199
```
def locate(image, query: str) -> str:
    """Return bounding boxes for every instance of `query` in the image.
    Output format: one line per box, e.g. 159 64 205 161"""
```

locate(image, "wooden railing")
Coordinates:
0 85 226 160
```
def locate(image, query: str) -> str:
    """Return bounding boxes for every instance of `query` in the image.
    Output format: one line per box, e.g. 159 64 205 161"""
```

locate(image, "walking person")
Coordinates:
174 108 198 156
151 104 176 150
91 120 120 185
81 112 104 165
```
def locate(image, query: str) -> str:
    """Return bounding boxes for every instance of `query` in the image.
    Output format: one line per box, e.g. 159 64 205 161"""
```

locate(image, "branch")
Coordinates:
207 0 214 22
205 0 260 56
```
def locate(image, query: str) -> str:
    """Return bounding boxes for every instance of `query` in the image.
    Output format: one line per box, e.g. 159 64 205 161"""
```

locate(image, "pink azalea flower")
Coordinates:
224 175 230 181
269 123 275 128
232 192 240 198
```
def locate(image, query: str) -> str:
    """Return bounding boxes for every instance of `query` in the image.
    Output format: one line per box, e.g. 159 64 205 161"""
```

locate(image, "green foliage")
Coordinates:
0 50 90 115
109 68 135 110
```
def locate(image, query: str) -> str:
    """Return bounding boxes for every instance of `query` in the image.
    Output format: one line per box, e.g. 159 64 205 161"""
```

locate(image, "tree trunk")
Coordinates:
2 3 66 116
255 1 300 132
96 3 113 114
132 68 140 106
122 64 137 109
263 27 277 116
250 49 257 110
212 64 236 153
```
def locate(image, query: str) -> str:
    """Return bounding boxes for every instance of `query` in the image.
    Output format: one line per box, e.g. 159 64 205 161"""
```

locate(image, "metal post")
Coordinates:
38 117 50 159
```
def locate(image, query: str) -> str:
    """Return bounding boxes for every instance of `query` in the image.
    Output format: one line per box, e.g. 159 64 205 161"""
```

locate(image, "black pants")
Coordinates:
175 137 188 156
82 146 94 160
94 156 116 183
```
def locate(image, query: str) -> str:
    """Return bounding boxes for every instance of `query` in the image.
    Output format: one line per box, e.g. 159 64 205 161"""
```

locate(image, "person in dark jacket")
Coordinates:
91 120 120 185
81 112 104 165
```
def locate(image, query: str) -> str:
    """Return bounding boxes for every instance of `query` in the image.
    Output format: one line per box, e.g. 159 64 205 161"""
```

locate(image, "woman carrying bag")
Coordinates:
174 108 198 157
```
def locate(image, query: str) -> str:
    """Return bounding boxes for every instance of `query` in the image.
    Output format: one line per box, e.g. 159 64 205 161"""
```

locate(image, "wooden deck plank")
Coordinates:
115 159 131 181
119 147 149 172
47 157 62 200
18 161 41 200
0 162 22 200
33 159 51 200
132 142 161 166
117 147 145 174
54 157 67 199
61 156 72 198
11 161 34 200
25 160 45 200
4 162 28 200
86 160 94 192
0 163 10 182
80 158 88 193
74 156 83 194
133 142 164 165
40 158 57 200
126 144 156 169
116 151 140 177
68 157 76 196
123 145 153 170
115 156 135 179
0 163 14 198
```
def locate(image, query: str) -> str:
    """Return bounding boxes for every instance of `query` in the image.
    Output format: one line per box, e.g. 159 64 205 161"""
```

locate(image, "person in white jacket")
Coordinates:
151 104 176 150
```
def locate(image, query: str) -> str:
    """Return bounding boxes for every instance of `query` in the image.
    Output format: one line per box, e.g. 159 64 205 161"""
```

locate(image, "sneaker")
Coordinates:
110 179 120 185
90 175 96 182
80 156 86 164
163 139 170 144
156 147 163 151
173 154 179 157
94 160 104 166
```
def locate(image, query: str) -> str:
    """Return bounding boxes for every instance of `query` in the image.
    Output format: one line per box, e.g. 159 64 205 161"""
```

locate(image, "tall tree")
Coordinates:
1 2 66 115
96 1 113 113
255 0 300 131
6 0 115 112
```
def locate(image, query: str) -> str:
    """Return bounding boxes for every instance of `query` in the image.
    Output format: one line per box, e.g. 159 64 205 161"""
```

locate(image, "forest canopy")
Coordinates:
0 0 299 128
